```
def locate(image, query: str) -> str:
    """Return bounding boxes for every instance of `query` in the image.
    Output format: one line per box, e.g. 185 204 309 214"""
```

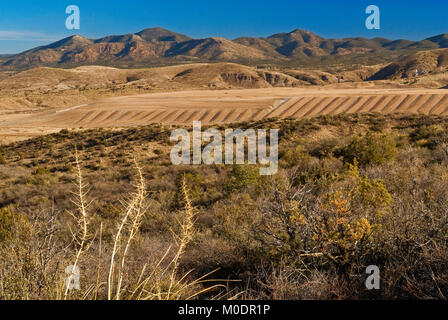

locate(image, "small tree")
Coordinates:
226 165 261 192
342 132 397 166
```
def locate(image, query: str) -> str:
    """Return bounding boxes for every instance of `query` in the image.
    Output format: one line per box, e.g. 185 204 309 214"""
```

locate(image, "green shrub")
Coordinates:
225 165 262 192
309 138 341 158
279 146 310 168
341 132 397 166
0 154 6 165
213 193 259 250
410 125 443 143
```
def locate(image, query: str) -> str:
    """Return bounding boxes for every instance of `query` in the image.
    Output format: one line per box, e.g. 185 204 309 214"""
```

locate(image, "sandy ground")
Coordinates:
2 87 448 144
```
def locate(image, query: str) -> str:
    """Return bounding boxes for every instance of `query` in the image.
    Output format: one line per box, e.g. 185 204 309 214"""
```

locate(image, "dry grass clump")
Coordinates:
68 153 228 300
0 208 64 300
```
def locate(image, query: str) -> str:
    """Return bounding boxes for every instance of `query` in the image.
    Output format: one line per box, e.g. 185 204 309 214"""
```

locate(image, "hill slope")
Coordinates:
371 48 448 80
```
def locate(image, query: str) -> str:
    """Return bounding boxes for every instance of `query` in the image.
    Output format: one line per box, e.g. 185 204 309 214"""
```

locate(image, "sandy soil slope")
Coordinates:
1 87 448 144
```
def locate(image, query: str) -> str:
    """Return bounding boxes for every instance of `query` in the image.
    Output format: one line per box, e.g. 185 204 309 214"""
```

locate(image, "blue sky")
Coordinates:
0 0 447 54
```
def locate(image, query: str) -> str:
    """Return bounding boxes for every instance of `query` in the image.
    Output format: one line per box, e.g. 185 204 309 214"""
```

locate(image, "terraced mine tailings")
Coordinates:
1 88 448 143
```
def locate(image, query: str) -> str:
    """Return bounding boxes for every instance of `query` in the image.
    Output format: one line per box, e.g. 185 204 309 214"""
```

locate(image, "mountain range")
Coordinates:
1 27 448 70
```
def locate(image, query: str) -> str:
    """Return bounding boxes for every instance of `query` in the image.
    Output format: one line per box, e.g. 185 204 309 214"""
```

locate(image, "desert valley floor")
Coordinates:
1 87 448 144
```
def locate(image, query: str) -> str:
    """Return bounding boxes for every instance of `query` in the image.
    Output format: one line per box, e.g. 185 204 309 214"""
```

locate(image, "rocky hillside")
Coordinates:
2 27 448 70
370 48 448 80
0 63 316 93
0 63 321 114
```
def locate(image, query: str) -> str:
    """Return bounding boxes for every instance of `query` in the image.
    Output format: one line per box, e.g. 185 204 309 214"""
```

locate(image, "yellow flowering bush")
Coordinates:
315 161 392 262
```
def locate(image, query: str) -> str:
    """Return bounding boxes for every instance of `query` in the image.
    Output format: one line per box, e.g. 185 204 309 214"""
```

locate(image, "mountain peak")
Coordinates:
427 33 448 39
40 35 93 50
208 37 230 42
60 35 91 43
137 27 171 34
95 33 144 44
426 33 448 46
136 27 191 42
289 28 323 40
290 28 313 34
